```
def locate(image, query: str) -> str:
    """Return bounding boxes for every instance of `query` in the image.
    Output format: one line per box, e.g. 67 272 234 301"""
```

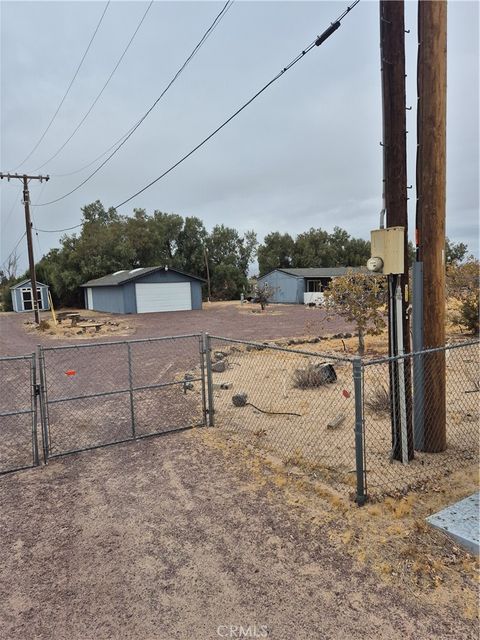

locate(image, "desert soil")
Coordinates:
0 301 353 357
0 427 478 640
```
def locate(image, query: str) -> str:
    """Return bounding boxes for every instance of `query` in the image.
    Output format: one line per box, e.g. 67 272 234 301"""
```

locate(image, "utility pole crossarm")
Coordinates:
0 173 50 182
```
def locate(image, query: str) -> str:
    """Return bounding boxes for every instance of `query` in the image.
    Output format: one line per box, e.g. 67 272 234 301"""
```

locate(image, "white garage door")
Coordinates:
135 282 192 313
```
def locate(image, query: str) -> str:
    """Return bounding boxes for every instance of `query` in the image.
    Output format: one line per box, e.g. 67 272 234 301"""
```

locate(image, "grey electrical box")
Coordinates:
369 226 405 275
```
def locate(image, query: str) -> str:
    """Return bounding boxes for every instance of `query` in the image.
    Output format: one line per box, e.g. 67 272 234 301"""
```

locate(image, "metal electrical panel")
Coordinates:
370 226 405 275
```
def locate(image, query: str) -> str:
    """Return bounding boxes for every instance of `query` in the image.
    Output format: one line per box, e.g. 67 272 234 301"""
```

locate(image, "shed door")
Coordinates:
87 288 93 310
135 282 192 313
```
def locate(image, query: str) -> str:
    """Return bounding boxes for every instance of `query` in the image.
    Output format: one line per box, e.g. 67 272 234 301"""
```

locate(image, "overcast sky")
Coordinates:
1 0 479 274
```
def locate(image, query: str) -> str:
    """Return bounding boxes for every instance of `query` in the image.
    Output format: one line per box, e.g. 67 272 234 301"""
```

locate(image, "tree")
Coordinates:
292 228 334 267
445 237 468 265
291 227 370 269
323 271 388 354
446 257 479 334
253 283 275 311
257 232 295 275
205 225 257 299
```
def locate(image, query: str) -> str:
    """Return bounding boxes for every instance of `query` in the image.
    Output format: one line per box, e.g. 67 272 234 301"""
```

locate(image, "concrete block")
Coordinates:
426 492 479 556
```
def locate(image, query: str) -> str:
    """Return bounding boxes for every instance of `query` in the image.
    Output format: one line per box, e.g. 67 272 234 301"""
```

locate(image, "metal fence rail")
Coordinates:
39 334 205 459
0 354 39 474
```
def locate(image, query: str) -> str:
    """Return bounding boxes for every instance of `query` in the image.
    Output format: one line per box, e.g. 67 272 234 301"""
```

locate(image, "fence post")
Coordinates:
37 346 50 463
353 357 367 505
204 333 215 426
31 353 40 466
199 334 208 426
127 342 136 439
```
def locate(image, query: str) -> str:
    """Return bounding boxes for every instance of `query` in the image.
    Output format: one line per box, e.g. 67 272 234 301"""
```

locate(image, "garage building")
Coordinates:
81 267 205 314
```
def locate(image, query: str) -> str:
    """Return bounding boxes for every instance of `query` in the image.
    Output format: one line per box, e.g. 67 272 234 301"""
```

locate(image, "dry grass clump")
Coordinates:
38 319 51 332
292 363 336 389
365 384 390 414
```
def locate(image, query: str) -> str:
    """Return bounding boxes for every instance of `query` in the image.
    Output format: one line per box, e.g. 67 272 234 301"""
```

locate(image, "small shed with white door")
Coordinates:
10 279 50 312
81 267 205 314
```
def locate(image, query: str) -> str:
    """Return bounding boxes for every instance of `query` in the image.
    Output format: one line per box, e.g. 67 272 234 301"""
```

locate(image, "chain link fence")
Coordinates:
1 334 478 504
206 336 479 501
362 340 480 498
39 335 205 459
208 336 358 493
0 354 39 474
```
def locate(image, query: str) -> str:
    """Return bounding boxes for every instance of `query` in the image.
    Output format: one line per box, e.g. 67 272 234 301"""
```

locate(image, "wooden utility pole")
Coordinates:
203 244 211 302
415 0 447 451
0 173 50 324
379 0 414 461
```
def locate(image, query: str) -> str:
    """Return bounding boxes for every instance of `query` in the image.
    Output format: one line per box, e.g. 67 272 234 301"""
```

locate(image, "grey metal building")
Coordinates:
257 267 366 304
10 279 50 312
81 267 205 314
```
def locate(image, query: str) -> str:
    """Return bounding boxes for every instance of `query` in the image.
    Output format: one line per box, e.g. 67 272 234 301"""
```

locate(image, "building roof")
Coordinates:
259 267 368 279
10 279 49 290
81 266 206 288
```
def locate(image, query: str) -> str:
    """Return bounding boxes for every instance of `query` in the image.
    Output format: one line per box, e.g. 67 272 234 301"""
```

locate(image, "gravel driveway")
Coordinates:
0 428 474 640
0 303 352 357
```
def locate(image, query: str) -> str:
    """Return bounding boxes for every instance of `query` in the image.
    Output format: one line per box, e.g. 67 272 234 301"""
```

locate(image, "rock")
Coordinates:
184 373 195 381
213 351 227 361
342 332 352 339
213 382 232 390
211 360 226 373
184 382 194 391
232 392 248 407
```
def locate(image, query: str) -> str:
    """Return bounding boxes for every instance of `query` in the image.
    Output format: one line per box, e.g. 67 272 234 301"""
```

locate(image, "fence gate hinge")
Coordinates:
34 383 41 396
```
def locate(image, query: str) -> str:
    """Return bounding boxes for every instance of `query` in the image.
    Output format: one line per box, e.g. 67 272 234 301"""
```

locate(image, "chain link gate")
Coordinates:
39 335 206 461
0 353 39 474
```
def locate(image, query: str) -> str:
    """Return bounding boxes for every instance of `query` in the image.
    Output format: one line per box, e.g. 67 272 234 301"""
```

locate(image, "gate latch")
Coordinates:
34 384 41 396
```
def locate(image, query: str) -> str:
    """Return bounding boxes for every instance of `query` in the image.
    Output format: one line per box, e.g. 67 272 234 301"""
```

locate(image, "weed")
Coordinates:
365 384 390 414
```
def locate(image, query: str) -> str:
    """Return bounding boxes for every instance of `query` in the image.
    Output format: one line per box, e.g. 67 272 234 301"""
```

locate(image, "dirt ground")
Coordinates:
0 427 478 640
0 301 353 357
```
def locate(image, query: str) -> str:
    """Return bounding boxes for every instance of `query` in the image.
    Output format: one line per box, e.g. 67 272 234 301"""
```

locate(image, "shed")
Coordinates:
10 279 50 313
257 267 367 304
81 267 205 314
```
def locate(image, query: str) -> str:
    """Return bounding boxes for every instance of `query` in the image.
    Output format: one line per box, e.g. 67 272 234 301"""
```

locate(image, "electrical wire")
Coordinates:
34 0 360 220
11 2 110 171
50 0 234 179
34 0 235 207
33 1 154 172
1 186 22 234
113 0 360 209
34 222 84 233
1 231 27 270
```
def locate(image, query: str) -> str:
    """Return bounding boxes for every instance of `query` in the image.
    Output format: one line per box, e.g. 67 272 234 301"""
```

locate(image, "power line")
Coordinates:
1 231 27 270
12 2 110 171
113 0 360 209
33 1 154 172
34 0 234 207
1 185 22 233
35 222 83 234
50 0 234 180
34 0 360 220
